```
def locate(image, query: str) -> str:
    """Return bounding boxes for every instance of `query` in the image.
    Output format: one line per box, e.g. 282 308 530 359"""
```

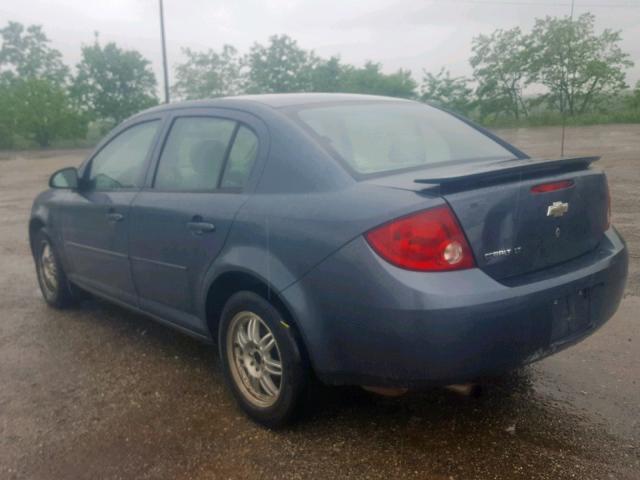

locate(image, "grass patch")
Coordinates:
478 109 640 128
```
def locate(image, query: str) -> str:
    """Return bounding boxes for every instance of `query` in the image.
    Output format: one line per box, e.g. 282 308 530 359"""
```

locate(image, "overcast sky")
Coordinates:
1 0 639 91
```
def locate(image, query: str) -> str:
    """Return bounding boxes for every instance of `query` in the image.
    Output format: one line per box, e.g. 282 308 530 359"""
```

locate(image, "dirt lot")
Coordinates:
0 125 638 479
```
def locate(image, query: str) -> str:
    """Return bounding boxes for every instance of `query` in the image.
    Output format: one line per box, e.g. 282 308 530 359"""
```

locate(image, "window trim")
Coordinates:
216 122 240 189
82 118 163 193
218 124 261 190
150 114 259 194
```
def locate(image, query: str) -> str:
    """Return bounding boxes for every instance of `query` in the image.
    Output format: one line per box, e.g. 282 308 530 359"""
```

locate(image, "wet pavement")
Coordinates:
1 125 639 479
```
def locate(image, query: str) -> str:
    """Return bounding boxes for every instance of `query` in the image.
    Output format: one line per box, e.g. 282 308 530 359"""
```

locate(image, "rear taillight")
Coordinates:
365 205 475 272
531 180 574 194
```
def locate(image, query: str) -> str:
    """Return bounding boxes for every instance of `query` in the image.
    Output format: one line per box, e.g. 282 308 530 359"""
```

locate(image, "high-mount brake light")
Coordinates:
365 205 475 272
530 180 574 194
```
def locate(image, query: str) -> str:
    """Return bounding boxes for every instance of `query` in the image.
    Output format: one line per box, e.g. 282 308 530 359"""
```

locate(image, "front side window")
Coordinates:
154 117 236 191
87 120 160 190
292 103 514 176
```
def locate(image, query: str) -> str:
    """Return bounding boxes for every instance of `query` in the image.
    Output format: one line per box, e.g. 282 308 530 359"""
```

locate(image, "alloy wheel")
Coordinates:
39 241 58 296
226 311 283 408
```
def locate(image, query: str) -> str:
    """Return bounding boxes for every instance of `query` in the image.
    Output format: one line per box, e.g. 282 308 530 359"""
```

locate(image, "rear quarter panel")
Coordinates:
204 184 444 296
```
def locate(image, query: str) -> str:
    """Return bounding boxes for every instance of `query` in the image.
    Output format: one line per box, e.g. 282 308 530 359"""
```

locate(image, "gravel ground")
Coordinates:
0 125 638 479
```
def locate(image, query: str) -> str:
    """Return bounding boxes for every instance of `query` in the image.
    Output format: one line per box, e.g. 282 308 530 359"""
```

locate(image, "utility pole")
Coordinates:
159 0 170 103
560 0 575 156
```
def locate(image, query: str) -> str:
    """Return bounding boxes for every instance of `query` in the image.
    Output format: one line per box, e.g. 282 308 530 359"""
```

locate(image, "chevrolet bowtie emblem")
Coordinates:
547 201 569 218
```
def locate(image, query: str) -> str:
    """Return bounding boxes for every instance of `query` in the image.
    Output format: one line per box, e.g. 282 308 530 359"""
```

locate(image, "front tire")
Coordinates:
218 291 309 428
34 230 80 309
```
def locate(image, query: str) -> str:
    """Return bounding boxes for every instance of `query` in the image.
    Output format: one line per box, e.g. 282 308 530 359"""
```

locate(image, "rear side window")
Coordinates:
88 120 159 190
220 126 258 188
155 117 235 191
293 103 514 176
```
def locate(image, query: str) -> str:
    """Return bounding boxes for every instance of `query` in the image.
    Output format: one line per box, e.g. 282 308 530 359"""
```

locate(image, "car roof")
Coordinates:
226 93 412 108
138 93 414 117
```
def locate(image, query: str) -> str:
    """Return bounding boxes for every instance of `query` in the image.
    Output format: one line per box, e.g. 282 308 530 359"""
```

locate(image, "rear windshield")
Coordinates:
292 102 515 176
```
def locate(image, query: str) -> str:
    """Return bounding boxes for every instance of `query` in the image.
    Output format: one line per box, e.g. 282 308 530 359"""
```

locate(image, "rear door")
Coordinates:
128 109 264 332
61 118 162 303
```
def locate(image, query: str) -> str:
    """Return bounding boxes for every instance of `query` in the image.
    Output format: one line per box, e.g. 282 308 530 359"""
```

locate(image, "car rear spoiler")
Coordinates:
414 156 600 188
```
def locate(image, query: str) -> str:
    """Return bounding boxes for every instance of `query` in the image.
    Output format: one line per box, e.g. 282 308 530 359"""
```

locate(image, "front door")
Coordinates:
128 114 261 332
61 119 162 304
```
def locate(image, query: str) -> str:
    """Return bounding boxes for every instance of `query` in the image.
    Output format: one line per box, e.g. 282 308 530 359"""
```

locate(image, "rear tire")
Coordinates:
218 291 309 428
34 230 81 309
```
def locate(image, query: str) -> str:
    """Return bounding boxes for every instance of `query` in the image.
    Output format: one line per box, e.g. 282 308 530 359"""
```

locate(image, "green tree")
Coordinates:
530 13 633 115
0 21 68 84
309 56 346 92
11 78 86 147
420 68 474 114
245 35 316 93
629 81 640 110
471 27 532 120
0 21 77 147
340 61 416 98
0 78 17 148
72 36 158 124
173 45 242 99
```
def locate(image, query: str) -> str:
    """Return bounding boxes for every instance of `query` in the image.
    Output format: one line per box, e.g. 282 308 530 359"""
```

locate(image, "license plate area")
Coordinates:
550 288 592 344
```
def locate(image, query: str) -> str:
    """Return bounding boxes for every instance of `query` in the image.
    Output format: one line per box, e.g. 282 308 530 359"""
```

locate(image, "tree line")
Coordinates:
0 13 638 149
0 25 158 148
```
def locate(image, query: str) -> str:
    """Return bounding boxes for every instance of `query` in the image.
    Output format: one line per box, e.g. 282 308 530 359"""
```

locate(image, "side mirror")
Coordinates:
49 167 80 190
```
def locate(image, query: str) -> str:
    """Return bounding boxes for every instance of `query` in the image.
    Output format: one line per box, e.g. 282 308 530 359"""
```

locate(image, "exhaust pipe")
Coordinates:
445 383 482 397
362 386 409 397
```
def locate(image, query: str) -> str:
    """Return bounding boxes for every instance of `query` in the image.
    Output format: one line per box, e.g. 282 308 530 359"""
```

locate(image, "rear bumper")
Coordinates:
281 228 628 387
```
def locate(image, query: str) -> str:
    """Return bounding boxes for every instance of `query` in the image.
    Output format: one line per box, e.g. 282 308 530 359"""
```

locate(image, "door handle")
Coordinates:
106 212 124 222
187 220 215 235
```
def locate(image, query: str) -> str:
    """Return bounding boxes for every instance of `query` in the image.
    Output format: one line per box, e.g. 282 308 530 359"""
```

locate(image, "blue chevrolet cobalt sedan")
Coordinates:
30 94 628 426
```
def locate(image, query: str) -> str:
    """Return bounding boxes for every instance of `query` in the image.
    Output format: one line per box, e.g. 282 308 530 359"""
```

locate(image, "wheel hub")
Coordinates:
241 344 265 377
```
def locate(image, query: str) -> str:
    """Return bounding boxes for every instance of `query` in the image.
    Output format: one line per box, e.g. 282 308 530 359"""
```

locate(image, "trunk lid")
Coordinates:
367 156 609 280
